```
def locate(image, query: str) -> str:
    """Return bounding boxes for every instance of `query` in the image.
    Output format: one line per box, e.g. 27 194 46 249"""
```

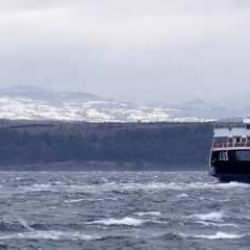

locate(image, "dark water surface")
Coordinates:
0 171 250 249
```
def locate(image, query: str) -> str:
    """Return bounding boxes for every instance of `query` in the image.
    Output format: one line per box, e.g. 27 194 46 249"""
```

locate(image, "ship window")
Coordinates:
235 150 250 161
211 151 228 164
218 151 228 161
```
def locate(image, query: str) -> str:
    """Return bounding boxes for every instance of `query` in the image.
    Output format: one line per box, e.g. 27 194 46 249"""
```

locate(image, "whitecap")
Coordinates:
0 231 97 241
216 182 250 189
64 198 106 203
65 183 116 194
15 177 23 181
188 231 244 240
177 193 189 198
196 221 238 228
13 180 250 195
64 198 86 204
21 184 53 193
86 217 144 226
135 211 161 217
188 211 224 222
121 181 249 192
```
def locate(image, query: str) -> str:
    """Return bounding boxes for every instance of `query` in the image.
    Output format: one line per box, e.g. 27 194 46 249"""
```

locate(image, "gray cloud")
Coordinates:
0 0 250 107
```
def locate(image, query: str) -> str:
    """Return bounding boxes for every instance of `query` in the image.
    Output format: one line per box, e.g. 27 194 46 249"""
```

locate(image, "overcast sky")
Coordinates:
0 0 250 106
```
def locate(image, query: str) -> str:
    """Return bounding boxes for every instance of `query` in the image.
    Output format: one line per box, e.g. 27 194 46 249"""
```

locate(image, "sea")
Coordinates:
0 171 250 250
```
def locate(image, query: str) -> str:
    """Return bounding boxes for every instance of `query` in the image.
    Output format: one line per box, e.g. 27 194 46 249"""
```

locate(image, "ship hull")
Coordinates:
210 149 250 182
210 120 250 182
210 166 250 182
212 174 250 182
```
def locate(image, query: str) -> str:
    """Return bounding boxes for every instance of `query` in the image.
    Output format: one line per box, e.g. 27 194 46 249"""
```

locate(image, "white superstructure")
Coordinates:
215 119 250 138
213 119 250 151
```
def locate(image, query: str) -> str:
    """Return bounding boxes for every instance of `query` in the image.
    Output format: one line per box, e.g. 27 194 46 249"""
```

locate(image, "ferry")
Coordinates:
209 119 250 181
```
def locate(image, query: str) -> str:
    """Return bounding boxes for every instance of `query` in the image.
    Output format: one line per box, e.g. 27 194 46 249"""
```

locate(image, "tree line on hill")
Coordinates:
0 120 213 170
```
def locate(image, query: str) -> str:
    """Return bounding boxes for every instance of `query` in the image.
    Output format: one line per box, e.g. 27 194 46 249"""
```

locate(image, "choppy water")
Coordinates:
0 171 250 249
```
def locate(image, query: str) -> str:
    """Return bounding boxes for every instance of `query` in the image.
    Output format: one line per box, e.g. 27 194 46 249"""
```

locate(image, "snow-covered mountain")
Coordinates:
0 86 208 122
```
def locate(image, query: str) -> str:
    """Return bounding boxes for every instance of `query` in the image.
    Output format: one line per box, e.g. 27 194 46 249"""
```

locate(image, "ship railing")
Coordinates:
213 142 250 148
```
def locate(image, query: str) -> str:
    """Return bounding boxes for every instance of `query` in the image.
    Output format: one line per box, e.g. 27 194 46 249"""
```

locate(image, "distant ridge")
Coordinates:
0 85 209 122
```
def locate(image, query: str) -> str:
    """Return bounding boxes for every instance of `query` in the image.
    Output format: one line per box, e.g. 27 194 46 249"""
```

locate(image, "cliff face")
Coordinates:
0 120 213 170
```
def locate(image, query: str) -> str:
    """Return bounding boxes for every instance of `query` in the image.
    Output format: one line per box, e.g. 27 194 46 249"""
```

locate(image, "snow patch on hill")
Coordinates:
0 87 209 122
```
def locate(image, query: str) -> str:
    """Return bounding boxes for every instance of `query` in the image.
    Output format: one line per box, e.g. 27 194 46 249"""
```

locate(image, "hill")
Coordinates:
0 120 213 170
0 86 207 122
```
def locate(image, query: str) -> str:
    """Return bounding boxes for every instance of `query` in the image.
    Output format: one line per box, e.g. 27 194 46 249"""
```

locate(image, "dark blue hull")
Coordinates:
210 169 250 182
210 149 250 182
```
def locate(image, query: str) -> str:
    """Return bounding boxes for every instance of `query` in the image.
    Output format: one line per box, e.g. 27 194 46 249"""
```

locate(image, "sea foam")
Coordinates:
177 193 189 198
0 231 97 241
188 211 224 222
196 221 238 228
121 181 249 192
12 180 250 196
135 211 161 217
189 231 244 240
86 217 145 226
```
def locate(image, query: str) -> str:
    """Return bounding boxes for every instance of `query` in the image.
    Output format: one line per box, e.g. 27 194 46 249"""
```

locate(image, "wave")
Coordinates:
86 216 167 227
196 221 238 228
10 213 35 232
115 181 249 192
135 211 161 217
64 197 118 203
18 182 117 194
177 193 189 198
15 180 249 195
187 231 245 240
64 198 87 204
215 182 250 189
86 217 146 226
0 230 98 241
21 184 53 193
188 211 224 222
